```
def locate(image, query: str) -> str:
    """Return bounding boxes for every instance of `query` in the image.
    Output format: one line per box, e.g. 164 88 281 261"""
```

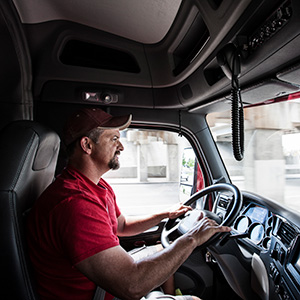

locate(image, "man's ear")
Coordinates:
80 137 92 154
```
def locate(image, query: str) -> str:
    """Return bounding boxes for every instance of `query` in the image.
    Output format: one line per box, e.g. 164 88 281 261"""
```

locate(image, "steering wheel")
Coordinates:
161 183 242 248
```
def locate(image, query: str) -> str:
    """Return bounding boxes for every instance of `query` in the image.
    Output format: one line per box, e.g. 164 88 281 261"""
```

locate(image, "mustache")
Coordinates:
114 151 121 156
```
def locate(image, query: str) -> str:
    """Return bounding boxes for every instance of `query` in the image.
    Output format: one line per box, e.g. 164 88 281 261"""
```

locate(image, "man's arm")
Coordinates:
117 203 192 237
76 215 231 300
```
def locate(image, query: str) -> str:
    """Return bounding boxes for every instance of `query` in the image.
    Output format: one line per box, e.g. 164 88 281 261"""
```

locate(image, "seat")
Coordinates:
0 120 60 300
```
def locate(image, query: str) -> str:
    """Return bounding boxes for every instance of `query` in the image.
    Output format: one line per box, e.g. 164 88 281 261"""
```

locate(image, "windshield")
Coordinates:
207 94 300 213
103 128 194 215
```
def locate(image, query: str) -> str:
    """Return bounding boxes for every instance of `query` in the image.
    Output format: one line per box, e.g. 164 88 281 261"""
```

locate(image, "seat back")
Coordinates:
0 120 60 299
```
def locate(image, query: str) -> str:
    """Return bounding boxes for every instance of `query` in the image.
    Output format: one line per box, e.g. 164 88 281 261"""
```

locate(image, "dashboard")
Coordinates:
229 194 300 300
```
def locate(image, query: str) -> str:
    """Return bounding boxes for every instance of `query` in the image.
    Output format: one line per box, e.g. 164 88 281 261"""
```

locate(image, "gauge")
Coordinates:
234 216 251 233
262 237 271 249
249 223 265 244
267 216 273 227
266 226 272 236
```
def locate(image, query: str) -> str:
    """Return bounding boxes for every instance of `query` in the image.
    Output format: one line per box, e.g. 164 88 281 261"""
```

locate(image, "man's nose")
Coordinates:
118 140 124 151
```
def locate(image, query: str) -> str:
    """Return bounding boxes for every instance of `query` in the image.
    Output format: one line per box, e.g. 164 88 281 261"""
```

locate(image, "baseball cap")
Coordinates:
63 107 132 146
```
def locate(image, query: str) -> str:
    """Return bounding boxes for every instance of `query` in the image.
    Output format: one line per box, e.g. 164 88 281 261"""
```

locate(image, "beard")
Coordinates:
108 151 120 170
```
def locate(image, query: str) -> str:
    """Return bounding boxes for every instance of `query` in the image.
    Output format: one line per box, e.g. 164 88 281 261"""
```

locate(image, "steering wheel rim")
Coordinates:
161 183 242 248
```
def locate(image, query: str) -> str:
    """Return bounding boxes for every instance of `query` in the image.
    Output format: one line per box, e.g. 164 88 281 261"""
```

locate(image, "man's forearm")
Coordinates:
77 216 230 300
117 204 192 237
127 234 197 298
117 213 168 236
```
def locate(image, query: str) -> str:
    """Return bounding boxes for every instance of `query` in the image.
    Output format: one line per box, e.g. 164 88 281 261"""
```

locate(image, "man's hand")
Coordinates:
167 202 192 219
187 212 231 246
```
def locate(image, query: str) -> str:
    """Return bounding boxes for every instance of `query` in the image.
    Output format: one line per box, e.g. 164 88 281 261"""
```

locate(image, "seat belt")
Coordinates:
93 286 106 300
93 286 121 300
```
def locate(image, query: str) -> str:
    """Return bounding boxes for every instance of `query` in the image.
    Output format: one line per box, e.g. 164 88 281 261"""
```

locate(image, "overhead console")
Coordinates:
204 0 293 87
181 0 300 111
247 0 292 54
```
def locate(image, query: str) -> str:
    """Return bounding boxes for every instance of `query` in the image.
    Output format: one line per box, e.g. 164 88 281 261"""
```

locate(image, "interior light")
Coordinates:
83 91 118 104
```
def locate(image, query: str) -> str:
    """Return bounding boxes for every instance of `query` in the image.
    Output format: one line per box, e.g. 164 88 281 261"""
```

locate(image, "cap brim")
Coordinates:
98 114 132 130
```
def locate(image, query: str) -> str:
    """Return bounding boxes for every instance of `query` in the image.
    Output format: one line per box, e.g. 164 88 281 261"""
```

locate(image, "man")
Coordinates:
26 108 231 300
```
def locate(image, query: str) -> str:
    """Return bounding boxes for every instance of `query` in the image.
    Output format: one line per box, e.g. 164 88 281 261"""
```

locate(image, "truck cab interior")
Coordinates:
1 0 300 299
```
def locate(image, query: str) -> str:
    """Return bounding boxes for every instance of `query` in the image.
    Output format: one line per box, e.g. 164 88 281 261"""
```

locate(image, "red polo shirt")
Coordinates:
27 166 121 300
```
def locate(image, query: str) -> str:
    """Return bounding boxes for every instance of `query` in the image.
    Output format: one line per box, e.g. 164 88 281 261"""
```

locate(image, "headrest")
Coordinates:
0 120 60 194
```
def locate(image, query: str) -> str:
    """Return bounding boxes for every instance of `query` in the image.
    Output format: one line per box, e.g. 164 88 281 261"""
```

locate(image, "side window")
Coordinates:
103 128 205 215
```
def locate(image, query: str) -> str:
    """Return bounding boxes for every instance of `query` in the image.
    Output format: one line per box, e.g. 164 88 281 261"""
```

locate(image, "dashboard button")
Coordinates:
271 249 279 260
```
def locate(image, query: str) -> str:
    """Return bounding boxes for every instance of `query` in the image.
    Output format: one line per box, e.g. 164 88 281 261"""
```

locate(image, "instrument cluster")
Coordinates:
233 203 273 249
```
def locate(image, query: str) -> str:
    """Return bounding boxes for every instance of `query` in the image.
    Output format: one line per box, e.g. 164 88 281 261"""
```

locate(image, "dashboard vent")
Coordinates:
278 222 297 246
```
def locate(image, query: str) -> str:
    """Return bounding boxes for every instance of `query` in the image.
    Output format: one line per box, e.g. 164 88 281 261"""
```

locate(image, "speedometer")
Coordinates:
249 223 265 244
234 215 251 233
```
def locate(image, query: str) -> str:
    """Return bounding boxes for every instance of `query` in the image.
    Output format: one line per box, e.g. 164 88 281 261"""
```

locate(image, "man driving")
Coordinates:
26 107 231 300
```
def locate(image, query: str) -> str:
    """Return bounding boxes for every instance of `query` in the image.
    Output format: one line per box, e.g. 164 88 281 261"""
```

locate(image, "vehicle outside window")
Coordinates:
103 128 201 215
207 93 300 213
